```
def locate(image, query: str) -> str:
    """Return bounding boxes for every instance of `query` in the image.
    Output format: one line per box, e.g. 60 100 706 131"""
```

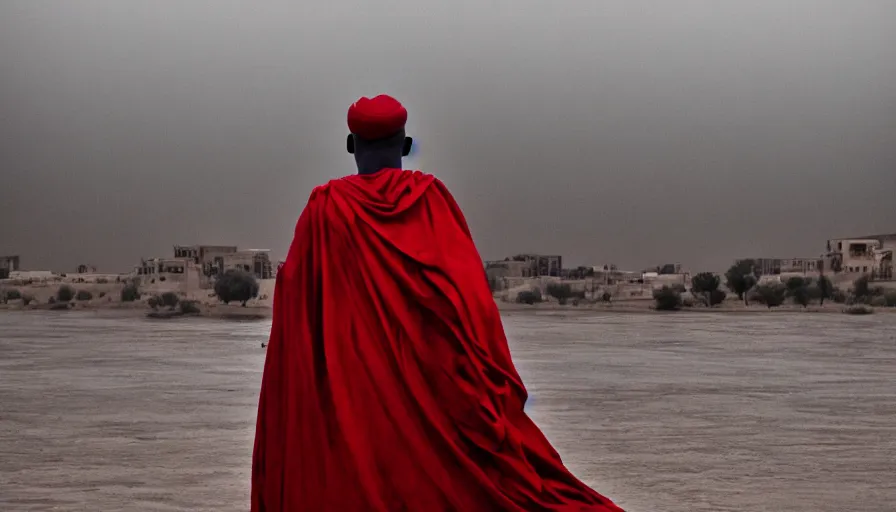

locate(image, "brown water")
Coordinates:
1 310 895 511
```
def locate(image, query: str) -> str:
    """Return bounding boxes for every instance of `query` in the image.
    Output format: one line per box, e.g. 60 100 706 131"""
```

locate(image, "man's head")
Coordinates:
347 95 413 174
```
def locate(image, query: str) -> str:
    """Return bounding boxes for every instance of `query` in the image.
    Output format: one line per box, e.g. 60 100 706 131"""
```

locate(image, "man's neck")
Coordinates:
355 149 402 175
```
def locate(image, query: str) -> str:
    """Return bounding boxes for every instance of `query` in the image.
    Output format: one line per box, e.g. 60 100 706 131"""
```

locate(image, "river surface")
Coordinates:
1 310 895 511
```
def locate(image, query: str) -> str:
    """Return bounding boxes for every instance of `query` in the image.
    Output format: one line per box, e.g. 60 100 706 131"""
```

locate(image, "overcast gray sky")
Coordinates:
2 1 894 273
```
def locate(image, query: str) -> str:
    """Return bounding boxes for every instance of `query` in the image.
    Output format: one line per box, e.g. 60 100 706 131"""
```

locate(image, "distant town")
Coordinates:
484 232 894 303
0 232 893 307
0 245 276 288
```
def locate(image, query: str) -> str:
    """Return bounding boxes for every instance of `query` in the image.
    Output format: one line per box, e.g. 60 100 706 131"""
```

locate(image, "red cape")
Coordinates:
252 169 623 511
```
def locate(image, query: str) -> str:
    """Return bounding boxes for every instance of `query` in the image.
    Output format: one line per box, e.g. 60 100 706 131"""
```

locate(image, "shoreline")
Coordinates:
1 297 893 320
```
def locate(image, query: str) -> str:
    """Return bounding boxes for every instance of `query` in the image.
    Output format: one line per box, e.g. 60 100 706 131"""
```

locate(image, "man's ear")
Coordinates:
402 136 413 157
346 134 355 154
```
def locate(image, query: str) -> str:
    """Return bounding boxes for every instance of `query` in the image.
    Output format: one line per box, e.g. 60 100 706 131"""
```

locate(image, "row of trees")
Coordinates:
142 269 259 310
129 269 259 307
0 282 139 306
516 283 612 305
726 260 895 307
654 263 896 311
146 291 201 315
3 270 259 310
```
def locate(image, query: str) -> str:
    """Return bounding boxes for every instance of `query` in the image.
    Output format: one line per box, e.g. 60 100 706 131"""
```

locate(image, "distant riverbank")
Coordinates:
3 277 895 319
2 294 893 319
0 298 273 320
495 299 894 315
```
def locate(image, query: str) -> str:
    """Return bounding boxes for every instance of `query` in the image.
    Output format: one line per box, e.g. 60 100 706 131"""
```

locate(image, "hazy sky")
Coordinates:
2 1 895 272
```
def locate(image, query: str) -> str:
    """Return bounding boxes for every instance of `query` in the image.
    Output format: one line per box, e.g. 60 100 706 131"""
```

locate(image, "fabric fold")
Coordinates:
251 168 623 512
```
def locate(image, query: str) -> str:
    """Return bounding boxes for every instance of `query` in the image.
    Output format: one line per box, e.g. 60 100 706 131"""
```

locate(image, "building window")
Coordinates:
863 266 868 273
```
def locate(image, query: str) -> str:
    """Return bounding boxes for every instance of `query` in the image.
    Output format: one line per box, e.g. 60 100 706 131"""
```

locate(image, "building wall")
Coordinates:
644 273 690 289
826 234 894 280
173 245 200 262
173 245 239 276
3 270 56 283
501 254 562 277
221 250 273 279
485 260 533 279
134 258 201 289
62 273 127 284
739 257 821 276
0 255 21 279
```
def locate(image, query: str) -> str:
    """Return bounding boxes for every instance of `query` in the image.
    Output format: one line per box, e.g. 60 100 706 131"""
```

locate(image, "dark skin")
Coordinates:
347 130 413 175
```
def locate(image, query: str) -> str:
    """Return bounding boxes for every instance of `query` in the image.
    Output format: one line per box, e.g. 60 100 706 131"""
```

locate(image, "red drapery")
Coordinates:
252 169 623 511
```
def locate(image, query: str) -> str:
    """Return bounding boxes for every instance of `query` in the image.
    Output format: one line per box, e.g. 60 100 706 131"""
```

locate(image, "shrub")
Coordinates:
179 300 201 314
147 296 160 310
96 278 108 284
789 283 812 308
711 288 727 306
831 288 847 304
160 292 180 309
546 283 574 305
725 260 759 303
98 291 106 298
753 284 787 308
853 276 872 300
600 291 612 303
57 285 75 302
516 289 542 305
691 272 725 306
4 289 22 302
689 289 727 307
653 286 682 311
213 269 260 306
691 272 720 293
121 284 141 302
883 290 896 307
844 305 874 315
75 290 93 301
159 276 167 282
816 276 833 305
785 276 809 293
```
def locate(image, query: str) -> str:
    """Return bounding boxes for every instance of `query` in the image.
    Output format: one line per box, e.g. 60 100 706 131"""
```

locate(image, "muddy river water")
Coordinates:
1 310 895 511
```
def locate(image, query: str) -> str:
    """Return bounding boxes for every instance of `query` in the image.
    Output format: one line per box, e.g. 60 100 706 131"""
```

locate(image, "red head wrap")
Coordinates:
347 95 408 141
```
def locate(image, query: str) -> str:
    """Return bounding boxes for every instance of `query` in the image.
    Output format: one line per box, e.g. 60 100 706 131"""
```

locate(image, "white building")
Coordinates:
825 233 895 281
133 257 201 288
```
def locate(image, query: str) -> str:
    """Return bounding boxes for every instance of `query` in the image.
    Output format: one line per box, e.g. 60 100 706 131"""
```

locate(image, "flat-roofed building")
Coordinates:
825 233 895 280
